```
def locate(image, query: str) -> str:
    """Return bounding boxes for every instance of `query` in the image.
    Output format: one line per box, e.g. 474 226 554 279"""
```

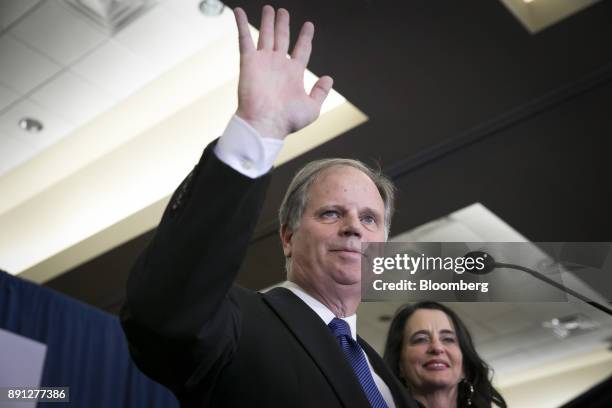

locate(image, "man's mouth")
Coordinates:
331 248 363 256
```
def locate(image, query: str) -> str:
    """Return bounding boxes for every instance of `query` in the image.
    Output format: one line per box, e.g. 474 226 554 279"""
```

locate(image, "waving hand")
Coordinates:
233 6 334 140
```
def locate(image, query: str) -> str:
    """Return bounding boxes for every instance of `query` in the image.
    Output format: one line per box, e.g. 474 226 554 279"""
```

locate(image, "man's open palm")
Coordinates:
234 6 333 140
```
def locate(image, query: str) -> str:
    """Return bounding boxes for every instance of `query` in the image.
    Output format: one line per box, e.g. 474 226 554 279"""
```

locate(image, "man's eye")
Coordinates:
321 210 340 219
361 215 376 225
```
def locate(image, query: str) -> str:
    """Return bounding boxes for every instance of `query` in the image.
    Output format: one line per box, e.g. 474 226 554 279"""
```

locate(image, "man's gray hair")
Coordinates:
278 158 396 239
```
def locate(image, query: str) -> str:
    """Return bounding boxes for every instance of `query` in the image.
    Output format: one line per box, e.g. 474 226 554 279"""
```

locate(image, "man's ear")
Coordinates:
280 224 294 257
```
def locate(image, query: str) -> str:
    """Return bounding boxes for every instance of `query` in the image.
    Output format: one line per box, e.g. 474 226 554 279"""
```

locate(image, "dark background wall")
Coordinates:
45 0 612 314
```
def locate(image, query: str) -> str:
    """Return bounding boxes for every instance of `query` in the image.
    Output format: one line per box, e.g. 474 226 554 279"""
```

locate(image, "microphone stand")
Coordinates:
495 262 612 317
465 251 612 317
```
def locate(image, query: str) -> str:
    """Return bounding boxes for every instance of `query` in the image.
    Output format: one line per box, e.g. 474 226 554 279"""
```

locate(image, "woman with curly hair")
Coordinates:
383 302 506 408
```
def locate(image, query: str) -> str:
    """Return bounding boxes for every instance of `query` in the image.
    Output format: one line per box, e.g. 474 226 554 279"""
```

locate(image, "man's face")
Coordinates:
282 165 386 298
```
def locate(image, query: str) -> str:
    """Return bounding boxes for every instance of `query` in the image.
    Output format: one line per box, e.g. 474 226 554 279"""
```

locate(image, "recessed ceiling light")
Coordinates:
18 118 44 133
199 0 224 16
542 314 600 339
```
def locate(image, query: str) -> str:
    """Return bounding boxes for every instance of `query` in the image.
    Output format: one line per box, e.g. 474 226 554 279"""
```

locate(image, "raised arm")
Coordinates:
121 5 333 393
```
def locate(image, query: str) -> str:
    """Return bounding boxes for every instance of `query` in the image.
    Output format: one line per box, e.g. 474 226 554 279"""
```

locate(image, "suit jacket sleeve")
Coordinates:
120 140 271 394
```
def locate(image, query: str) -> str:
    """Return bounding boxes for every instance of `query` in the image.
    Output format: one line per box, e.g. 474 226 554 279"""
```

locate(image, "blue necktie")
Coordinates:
328 318 389 408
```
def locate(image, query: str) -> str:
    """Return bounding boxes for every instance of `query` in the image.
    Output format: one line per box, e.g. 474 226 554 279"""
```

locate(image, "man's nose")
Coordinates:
339 213 362 238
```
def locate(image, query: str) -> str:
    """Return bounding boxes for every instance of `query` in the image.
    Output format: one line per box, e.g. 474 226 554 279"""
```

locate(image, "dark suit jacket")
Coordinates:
121 142 417 408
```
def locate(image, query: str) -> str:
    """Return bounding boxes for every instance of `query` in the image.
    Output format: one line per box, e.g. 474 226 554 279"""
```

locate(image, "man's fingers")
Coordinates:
234 8 255 54
309 75 333 108
274 8 290 54
291 21 314 66
257 5 275 50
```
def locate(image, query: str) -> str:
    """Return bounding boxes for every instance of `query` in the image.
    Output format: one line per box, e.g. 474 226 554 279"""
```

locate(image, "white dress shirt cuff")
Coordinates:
214 115 284 178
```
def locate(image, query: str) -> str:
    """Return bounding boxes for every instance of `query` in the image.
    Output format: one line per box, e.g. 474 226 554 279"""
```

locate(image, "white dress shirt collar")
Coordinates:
281 280 358 340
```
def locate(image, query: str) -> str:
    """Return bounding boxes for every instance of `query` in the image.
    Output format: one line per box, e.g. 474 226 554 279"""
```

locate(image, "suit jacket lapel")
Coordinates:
359 337 419 408
263 287 372 408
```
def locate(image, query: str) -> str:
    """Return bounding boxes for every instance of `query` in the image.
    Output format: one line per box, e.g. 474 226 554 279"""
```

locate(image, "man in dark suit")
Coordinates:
121 5 417 408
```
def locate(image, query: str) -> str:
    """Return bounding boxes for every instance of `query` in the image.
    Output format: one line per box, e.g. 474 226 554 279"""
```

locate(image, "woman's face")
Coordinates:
399 309 464 393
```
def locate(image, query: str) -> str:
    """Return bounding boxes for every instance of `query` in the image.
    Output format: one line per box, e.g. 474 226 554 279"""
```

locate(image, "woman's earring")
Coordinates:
462 378 474 407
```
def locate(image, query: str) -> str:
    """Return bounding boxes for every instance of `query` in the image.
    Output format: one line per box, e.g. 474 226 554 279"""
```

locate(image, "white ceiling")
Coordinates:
0 0 234 176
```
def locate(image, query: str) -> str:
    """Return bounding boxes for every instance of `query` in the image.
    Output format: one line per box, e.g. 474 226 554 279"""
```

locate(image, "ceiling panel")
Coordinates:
0 0 40 29
0 83 20 111
0 98 74 149
477 328 539 361
30 69 115 126
480 308 541 336
513 301 592 320
519 327 612 366
0 34 61 94
454 313 498 343
10 0 107 66
160 0 238 63
161 0 234 40
71 39 157 99
489 350 532 375
114 6 203 73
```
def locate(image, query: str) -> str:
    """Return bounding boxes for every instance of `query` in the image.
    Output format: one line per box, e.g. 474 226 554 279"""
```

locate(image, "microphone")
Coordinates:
463 251 496 275
463 251 612 316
